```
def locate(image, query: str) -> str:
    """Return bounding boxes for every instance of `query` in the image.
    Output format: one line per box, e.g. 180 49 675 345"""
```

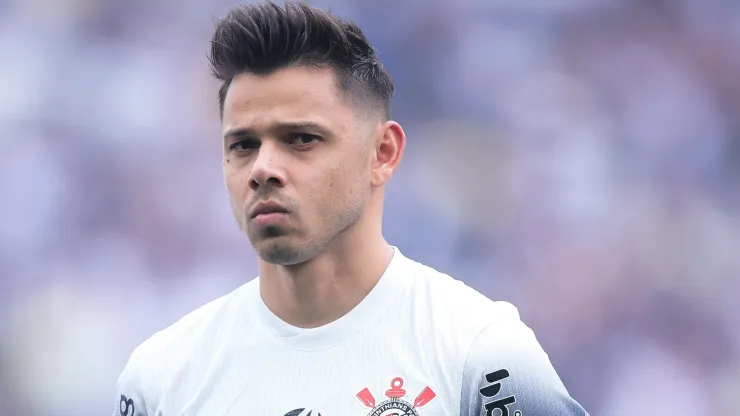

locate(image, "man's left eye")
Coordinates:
291 133 319 145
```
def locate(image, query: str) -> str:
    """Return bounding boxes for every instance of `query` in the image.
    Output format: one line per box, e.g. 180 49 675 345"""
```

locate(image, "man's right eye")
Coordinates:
230 140 259 151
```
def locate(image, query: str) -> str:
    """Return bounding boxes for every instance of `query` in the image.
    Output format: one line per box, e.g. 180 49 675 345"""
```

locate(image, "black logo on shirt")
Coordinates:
479 369 521 416
283 409 322 416
118 395 135 416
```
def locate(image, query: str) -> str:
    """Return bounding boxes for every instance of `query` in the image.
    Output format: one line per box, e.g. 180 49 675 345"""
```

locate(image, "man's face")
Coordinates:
221 66 373 265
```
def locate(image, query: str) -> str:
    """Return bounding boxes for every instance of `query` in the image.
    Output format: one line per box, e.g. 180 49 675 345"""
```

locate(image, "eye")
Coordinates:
290 133 319 146
229 139 259 151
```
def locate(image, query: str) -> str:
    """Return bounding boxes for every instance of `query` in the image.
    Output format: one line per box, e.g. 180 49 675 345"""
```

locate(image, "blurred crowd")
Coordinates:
1 0 739 414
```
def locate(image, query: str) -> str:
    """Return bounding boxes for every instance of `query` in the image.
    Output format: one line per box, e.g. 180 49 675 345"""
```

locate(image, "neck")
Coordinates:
257 210 393 329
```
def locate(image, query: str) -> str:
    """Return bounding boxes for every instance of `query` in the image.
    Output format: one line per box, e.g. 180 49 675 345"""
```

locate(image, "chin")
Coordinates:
252 237 314 266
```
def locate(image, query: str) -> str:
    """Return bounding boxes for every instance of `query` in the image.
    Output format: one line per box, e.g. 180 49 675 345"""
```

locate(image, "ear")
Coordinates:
371 121 406 187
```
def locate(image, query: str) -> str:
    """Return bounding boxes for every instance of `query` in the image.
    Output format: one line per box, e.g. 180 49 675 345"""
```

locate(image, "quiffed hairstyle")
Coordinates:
208 1 394 119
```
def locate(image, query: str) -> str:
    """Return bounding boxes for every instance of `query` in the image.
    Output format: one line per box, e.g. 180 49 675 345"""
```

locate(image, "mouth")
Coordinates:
249 202 289 225
250 202 288 218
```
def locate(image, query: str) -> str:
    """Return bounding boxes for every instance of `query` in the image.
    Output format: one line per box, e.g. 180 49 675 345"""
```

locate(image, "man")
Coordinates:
114 2 588 415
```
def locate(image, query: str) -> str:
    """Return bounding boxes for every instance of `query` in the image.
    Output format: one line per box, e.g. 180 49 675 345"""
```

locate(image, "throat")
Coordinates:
259 244 394 329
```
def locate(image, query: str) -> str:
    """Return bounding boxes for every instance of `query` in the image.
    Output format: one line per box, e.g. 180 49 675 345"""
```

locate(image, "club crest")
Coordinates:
356 377 436 416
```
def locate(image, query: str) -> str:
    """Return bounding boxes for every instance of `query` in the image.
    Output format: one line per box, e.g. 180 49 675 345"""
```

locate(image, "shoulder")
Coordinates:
403 255 522 335
115 279 256 413
132 280 250 365
400 256 587 415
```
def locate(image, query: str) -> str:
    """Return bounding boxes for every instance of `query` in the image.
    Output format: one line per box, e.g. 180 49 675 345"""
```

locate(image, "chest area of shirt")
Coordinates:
166 353 453 416
228 374 448 416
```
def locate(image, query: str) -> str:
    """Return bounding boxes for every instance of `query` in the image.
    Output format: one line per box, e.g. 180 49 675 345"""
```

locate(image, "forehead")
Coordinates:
221 66 354 133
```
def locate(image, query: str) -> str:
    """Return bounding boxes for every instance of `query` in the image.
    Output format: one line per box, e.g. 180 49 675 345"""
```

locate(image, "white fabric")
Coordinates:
114 248 586 415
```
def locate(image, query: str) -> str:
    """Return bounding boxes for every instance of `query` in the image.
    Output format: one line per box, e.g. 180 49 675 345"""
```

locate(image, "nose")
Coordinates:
248 142 286 191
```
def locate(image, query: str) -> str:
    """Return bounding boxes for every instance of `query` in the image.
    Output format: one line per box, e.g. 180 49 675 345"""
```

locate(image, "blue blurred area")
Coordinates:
1 0 739 414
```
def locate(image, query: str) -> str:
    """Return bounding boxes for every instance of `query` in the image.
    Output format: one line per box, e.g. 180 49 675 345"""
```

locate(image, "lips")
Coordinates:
250 201 288 219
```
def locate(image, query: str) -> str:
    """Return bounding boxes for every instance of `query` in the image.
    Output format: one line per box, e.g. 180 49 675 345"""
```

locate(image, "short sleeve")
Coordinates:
459 319 588 416
112 351 150 416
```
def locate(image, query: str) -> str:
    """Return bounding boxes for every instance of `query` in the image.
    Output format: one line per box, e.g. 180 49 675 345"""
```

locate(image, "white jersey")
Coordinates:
114 248 588 416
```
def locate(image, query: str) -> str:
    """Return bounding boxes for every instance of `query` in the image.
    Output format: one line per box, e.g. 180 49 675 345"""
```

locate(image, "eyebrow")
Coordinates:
222 121 329 141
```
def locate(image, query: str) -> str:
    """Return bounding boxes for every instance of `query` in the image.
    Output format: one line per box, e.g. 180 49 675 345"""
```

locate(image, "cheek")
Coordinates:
224 169 249 202
300 152 366 218
303 164 344 213
328 159 365 202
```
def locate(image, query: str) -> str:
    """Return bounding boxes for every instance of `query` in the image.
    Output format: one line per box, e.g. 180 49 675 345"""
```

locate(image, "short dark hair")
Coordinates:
208 1 394 119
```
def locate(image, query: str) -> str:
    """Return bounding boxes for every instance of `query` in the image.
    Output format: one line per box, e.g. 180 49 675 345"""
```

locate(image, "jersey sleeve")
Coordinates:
459 319 588 416
112 351 150 416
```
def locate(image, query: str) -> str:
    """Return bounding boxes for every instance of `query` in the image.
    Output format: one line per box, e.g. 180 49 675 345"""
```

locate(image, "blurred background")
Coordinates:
1 0 739 414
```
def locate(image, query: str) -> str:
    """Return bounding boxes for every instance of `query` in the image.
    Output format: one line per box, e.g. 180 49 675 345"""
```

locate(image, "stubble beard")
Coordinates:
247 200 364 266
